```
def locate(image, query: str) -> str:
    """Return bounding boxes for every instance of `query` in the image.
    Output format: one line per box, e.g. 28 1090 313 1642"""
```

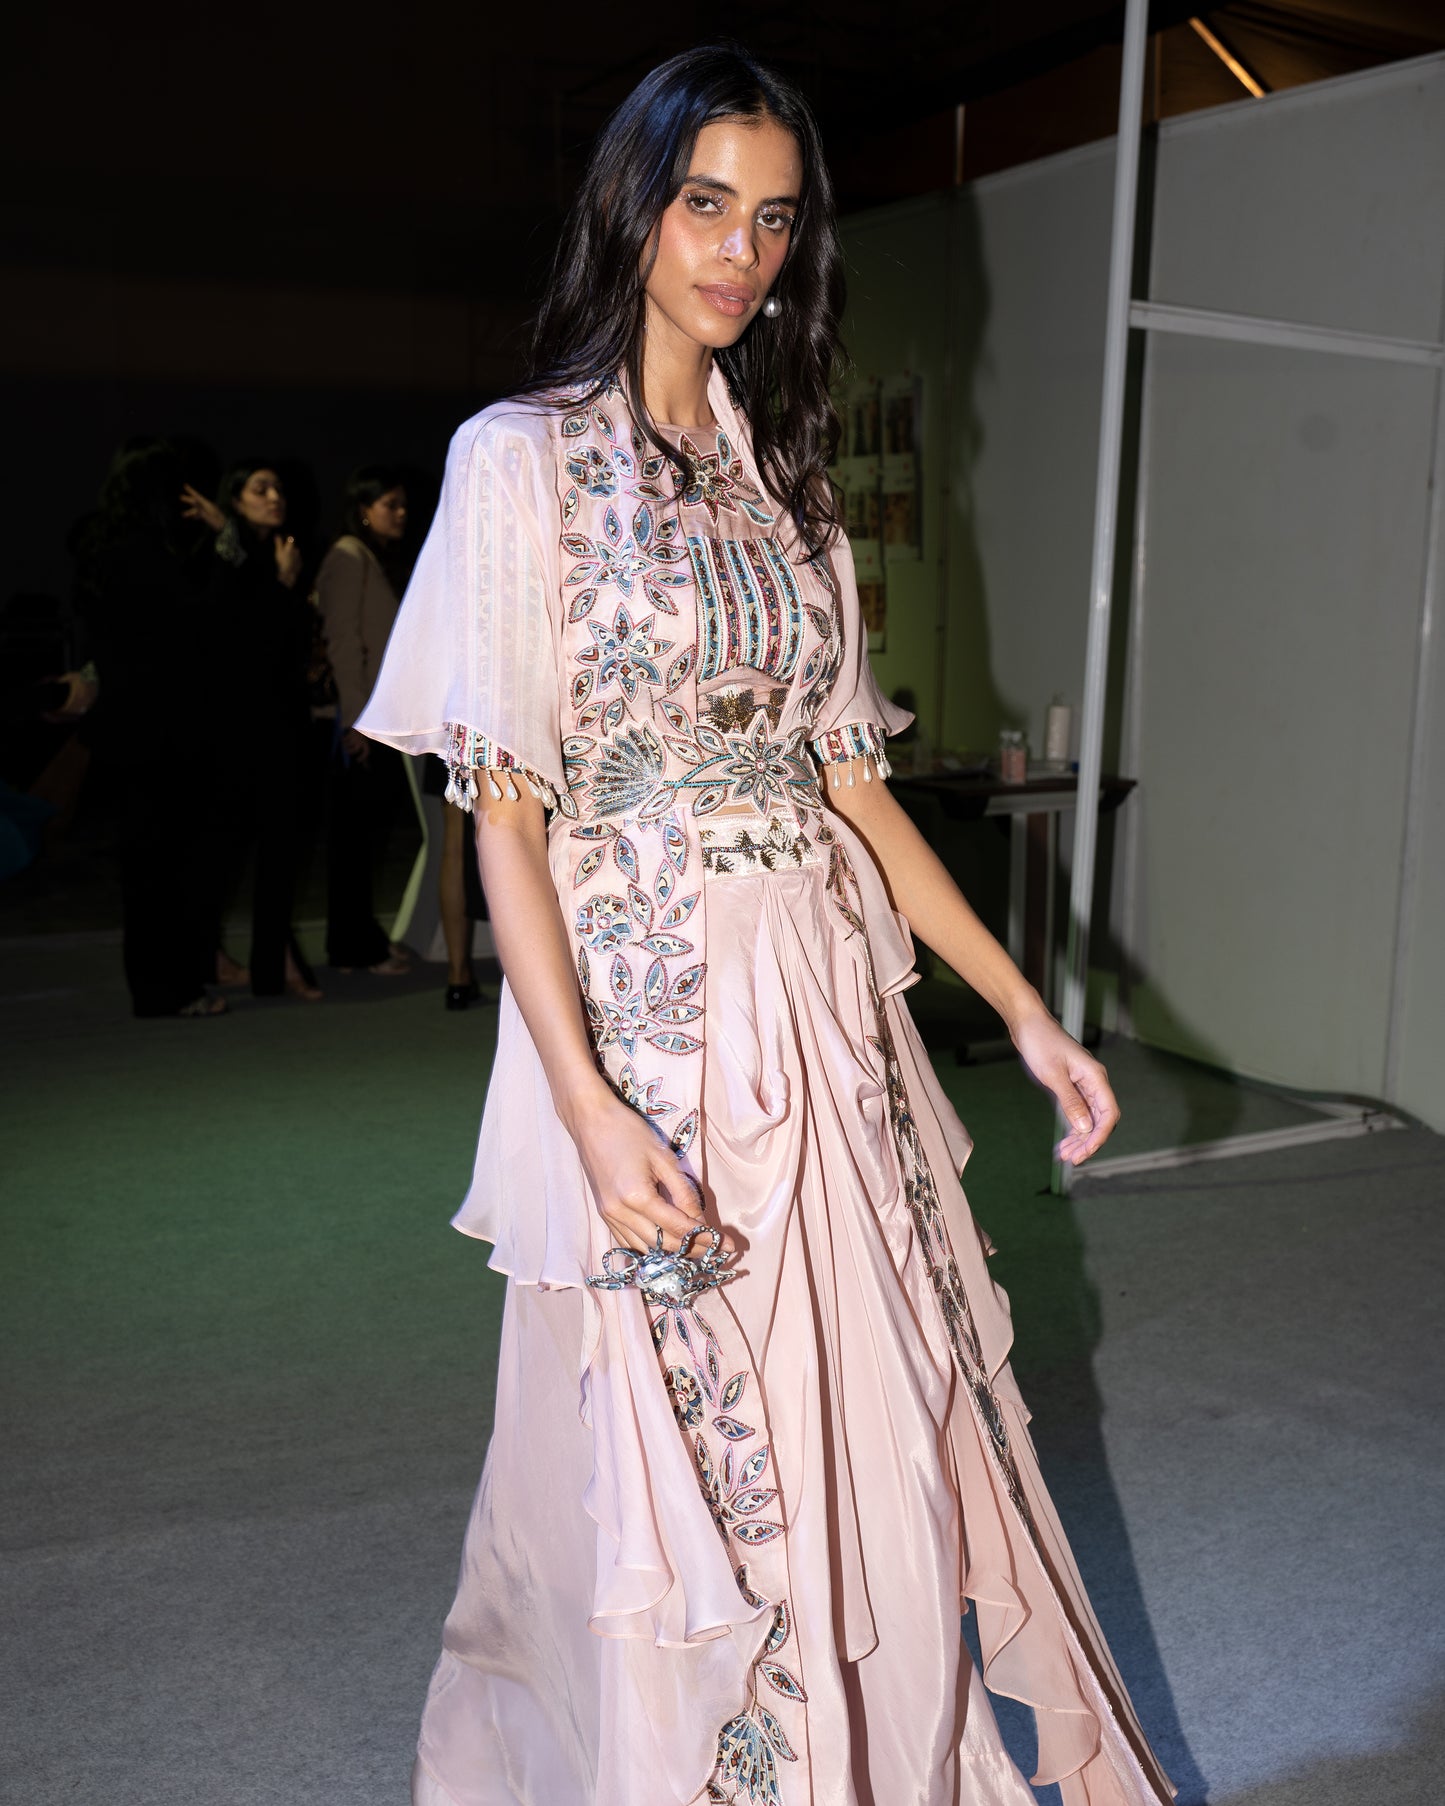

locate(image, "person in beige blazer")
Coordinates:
314 466 414 973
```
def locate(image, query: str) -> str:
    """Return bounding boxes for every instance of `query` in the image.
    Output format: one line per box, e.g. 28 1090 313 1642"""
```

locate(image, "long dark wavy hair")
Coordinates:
523 44 846 551
71 436 219 601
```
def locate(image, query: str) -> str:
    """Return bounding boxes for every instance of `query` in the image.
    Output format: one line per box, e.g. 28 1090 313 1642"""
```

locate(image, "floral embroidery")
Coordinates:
669 712 818 821
562 499 690 620
579 603 675 701
549 385 888 1804
647 1294 805 1804
678 429 774 528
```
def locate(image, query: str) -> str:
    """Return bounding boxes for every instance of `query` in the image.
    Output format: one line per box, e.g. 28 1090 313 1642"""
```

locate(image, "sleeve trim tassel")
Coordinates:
810 721 893 788
443 723 562 814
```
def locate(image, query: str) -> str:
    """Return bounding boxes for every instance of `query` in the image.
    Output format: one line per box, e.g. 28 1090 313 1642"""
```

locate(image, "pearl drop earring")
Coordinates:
762 295 782 319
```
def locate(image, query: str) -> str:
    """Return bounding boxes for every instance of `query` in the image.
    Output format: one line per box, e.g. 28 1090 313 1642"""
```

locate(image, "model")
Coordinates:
358 44 1174 1806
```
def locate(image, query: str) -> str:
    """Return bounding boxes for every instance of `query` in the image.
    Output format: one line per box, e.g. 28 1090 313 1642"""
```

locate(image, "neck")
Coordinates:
640 299 715 430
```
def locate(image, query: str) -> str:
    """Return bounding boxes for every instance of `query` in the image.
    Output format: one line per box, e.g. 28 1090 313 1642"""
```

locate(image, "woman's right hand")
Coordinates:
568 1087 734 1257
274 534 303 588
179 483 225 532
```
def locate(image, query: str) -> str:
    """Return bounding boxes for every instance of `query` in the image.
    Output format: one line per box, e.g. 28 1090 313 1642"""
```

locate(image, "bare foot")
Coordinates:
215 949 250 988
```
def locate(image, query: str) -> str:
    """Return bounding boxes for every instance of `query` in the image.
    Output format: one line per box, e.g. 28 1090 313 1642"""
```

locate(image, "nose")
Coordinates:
720 221 759 270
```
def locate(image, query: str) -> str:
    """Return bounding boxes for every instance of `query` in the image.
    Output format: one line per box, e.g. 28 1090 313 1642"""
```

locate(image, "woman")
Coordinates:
314 466 416 975
209 461 321 1000
73 437 229 1017
359 46 1174 1806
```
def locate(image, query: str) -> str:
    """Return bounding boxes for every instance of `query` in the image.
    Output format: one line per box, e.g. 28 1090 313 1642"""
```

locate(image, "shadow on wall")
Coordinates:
943 184 1024 752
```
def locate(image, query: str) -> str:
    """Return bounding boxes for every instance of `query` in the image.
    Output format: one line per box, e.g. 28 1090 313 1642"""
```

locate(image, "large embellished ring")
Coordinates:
586 1224 737 1308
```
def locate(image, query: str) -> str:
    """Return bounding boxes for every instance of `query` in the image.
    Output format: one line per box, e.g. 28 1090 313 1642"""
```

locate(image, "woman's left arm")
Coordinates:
826 761 1118 1167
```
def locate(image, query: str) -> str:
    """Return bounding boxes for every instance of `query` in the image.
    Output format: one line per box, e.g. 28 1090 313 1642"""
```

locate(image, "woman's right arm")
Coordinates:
473 786 728 1256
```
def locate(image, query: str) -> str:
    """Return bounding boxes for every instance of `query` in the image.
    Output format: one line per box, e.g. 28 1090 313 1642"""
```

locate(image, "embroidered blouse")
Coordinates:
357 364 912 1210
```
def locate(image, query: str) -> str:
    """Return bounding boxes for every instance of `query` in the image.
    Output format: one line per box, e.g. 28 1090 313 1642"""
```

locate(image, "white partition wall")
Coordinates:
1124 338 1436 1095
1125 57 1445 1123
839 51 1445 1133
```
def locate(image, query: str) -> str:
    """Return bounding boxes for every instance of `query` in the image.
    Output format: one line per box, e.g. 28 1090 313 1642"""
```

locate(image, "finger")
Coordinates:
1072 1057 1119 1123
604 1216 655 1254
1052 1075 1094 1141
652 1161 741 1254
608 1199 690 1252
652 1159 703 1220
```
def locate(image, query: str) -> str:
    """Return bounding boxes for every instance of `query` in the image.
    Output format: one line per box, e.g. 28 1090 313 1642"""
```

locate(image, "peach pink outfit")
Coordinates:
357 367 1174 1806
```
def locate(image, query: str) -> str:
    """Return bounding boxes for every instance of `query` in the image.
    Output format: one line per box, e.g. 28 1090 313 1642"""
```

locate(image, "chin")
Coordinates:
690 311 752 351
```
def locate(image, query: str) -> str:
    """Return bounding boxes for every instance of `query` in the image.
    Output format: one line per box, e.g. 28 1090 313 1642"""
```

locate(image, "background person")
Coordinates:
208 459 321 1001
313 466 415 976
72 437 229 1017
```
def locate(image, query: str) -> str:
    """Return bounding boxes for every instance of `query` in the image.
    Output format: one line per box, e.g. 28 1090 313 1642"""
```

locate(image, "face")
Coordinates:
362 487 408 542
644 115 802 352
234 468 286 532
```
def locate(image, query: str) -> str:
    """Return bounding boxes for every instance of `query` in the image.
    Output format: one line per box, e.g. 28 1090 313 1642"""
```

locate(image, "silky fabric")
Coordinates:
416 865 1040 1806
414 856 1173 1806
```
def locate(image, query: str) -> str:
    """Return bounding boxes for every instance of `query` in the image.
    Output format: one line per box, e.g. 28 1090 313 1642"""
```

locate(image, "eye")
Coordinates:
683 190 723 215
759 208 795 234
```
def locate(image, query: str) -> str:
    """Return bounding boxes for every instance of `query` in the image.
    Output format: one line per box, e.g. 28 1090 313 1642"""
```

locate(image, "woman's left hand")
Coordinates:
1010 1006 1120 1166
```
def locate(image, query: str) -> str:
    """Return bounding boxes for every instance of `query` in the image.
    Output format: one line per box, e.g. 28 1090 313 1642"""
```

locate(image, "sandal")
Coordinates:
177 995 228 1018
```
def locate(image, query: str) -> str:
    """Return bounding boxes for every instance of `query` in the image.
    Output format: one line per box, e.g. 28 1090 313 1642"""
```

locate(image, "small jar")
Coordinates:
999 729 1027 785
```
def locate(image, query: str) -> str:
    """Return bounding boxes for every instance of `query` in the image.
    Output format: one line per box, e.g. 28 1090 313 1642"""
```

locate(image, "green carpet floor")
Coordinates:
3 933 1442 1804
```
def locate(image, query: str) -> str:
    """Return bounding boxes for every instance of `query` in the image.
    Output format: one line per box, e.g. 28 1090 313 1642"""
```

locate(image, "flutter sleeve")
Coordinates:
809 531 913 787
354 403 567 811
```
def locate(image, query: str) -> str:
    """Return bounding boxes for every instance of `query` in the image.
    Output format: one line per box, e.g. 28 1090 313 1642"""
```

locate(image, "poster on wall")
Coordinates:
840 374 882 459
833 456 885 651
854 536 887 652
882 372 922 562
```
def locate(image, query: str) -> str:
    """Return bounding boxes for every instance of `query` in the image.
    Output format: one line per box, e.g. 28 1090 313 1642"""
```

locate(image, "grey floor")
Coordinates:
2 927 1443 1805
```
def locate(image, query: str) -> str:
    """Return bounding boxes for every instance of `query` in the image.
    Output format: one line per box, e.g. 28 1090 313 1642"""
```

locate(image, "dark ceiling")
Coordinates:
6 1 1444 307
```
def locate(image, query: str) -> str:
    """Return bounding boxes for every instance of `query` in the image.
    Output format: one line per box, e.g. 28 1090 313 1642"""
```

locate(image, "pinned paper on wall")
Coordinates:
882 372 922 562
831 372 923 647
840 374 882 458
833 455 886 650
853 536 887 652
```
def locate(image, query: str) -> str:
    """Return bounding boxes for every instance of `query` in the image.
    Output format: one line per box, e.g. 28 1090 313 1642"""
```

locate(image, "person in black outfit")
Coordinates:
208 460 321 1001
73 438 230 1018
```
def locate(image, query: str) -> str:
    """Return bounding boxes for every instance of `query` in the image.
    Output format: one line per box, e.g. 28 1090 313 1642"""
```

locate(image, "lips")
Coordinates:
697 283 755 318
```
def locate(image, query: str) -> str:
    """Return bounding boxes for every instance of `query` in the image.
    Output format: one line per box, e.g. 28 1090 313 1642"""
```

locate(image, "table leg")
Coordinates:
1008 813 1027 970
1025 810 1050 996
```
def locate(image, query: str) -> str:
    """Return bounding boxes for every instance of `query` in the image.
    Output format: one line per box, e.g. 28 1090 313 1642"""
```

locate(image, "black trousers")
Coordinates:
324 742 405 968
119 760 224 1016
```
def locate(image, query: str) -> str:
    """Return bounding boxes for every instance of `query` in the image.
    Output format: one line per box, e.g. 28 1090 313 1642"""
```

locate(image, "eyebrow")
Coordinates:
682 172 800 207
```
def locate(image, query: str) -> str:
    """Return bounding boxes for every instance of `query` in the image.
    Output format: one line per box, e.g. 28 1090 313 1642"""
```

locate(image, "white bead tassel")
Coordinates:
444 769 478 814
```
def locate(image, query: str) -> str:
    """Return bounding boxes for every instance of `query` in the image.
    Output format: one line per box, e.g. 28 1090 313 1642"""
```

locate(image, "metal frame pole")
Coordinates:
1054 0 1151 1194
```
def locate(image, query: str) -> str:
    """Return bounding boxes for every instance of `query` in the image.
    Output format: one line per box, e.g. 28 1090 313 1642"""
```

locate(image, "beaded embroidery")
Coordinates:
690 535 805 683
